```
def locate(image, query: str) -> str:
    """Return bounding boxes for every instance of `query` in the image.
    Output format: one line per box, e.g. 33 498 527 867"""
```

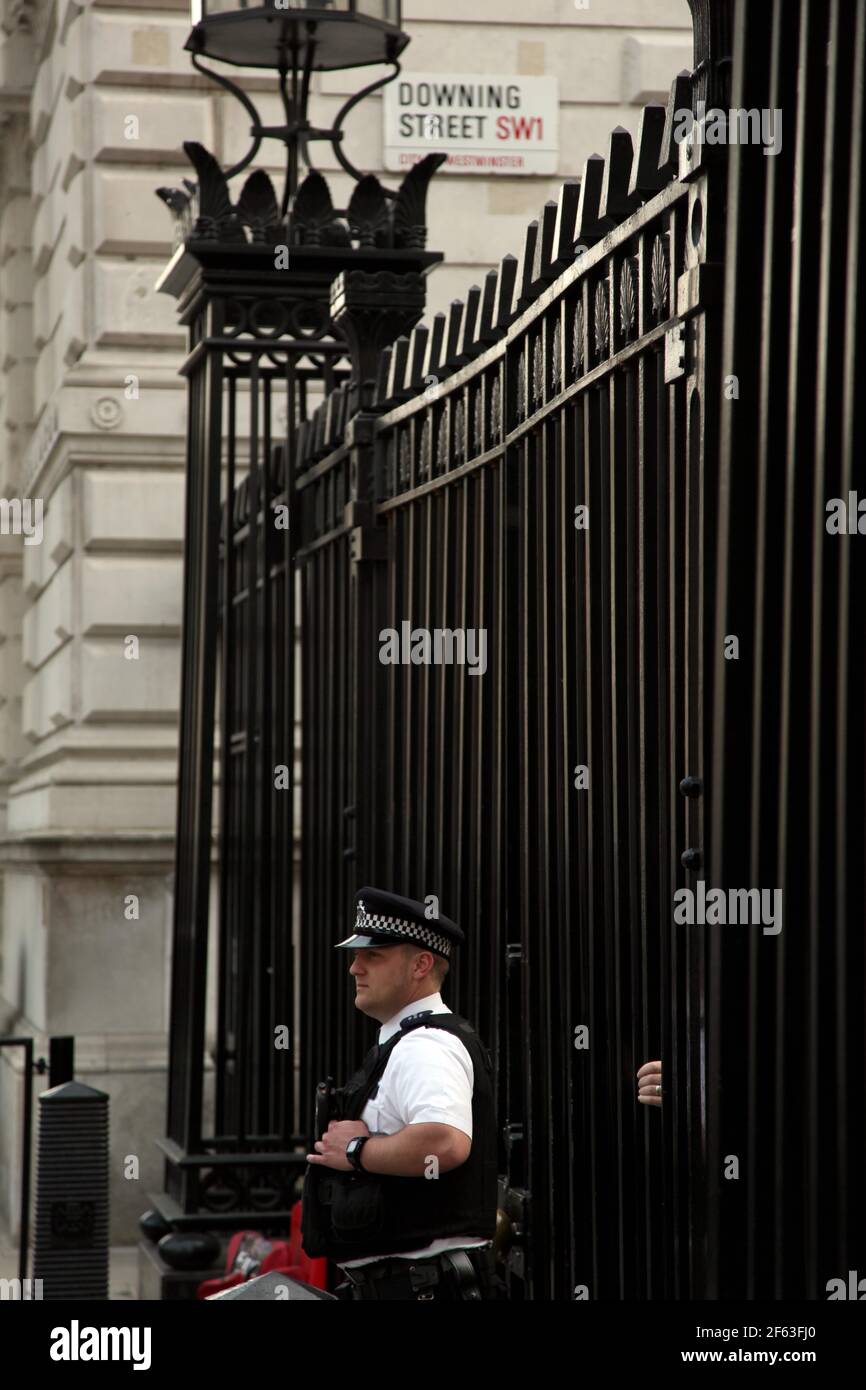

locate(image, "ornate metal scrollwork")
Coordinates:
199 1168 243 1215
247 1171 284 1212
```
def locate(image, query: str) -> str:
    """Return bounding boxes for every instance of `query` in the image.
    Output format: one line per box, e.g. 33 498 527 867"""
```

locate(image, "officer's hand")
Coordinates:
306 1120 370 1169
637 1059 662 1107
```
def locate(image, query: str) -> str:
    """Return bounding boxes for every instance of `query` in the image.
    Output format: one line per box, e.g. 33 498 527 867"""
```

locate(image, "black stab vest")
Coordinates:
301 1012 498 1261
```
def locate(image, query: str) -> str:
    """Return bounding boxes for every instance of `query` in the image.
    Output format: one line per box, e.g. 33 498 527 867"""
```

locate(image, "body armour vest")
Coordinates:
301 1012 498 1261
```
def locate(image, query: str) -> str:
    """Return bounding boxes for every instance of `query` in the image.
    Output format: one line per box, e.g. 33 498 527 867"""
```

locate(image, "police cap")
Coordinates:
334 887 464 960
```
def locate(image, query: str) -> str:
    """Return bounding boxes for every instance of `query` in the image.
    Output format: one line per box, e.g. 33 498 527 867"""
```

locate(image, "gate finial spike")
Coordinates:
457 284 482 363
422 312 447 381
443 299 465 369
659 71 693 179
493 254 518 330
552 180 581 269
386 336 411 400
531 200 560 287
478 269 501 343
600 127 635 226
516 219 539 310
628 103 667 203
407 324 430 389
375 345 393 406
575 154 606 246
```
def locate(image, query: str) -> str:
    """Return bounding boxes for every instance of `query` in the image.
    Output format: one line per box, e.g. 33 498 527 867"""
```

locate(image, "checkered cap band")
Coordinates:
355 900 452 957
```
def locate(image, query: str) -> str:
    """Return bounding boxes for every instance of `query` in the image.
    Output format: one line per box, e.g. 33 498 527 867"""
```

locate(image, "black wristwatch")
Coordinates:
346 1136 371 1172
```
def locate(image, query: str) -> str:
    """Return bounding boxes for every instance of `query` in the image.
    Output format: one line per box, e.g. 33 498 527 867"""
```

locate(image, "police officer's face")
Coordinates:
349 944 426 1020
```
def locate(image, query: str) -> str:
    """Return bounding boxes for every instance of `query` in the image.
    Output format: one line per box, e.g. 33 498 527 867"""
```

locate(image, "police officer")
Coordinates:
301 888 502 1300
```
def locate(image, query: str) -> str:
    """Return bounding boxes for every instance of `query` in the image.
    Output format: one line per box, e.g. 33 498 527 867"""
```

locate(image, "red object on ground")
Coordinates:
196 1202 328 1298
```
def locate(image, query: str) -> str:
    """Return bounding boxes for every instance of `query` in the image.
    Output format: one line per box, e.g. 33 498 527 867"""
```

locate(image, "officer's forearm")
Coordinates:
360 1124 468 1177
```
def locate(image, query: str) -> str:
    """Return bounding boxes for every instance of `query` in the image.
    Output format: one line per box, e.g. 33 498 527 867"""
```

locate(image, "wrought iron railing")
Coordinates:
161 0 866 1302
292 66 717 1298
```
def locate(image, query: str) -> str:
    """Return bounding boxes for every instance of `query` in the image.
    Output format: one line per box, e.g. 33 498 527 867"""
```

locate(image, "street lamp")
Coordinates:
181 0 411 208
150 0 444 1270
188 1 407 71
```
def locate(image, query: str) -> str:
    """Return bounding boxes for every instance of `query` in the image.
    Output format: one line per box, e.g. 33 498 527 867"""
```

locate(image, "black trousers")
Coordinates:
334 1242 504 1301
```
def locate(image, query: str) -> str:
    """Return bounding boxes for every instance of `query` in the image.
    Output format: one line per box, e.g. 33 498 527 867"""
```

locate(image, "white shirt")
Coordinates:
339 992 491 1268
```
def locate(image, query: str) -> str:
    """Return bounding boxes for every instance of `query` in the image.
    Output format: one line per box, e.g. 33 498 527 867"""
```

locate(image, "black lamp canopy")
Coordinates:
187 0 407 71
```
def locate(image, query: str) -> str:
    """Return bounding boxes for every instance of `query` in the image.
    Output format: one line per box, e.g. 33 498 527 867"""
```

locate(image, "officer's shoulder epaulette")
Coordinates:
400 1009 434 1030
399 1012 476 1037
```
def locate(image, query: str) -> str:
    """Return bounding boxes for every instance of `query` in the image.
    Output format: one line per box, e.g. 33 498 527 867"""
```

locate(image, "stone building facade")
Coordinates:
0 0 690 1243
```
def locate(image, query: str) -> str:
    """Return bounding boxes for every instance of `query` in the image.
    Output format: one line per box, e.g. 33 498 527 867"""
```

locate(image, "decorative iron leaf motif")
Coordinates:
490 377 502 440
393 152 447 250
472 391 484 455
552 320 562 391
454 399 466 462
517 349 527 419
594 281 610 358
419 418 431 481
619 257 637 340
236 170 281 244
183 141 243 242
532 336 545 407
347 174 391 249
292 170 346 247
436 415 449 474
399 432 411 489
651 235 669 321
572 301 585 374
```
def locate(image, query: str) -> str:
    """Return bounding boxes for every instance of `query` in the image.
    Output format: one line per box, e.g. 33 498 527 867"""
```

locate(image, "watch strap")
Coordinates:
348 1135 370 1171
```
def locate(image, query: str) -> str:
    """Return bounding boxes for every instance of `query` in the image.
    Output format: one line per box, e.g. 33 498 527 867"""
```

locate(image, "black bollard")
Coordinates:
33 1081 109 1300
48 1036 75 1088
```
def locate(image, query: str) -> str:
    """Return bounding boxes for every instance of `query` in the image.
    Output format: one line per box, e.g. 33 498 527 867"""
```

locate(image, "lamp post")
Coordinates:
188 1 407 70
145 2 444 1285
183 0 409 207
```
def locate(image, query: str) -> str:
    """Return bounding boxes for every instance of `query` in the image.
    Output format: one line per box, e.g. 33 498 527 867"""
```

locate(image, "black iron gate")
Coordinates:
158 0 866 1302
293 77 718 1298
